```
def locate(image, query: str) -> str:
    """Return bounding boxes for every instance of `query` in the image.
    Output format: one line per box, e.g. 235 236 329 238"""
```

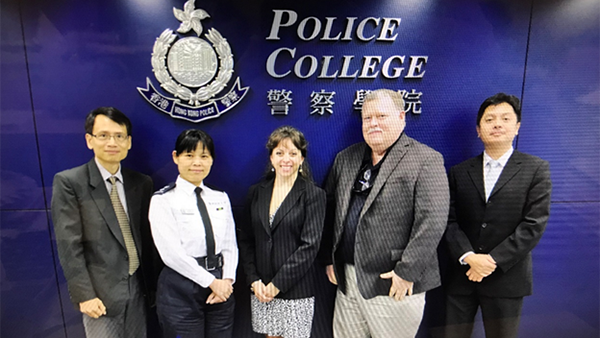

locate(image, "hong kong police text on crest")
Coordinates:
138 0 249 123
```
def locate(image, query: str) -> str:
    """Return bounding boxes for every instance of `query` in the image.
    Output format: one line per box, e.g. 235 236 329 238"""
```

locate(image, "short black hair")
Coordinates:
85 107 132 135
174 129 215 159
476 93 521 126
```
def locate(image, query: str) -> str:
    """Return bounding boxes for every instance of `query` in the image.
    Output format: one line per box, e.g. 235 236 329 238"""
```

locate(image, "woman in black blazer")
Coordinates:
238 126 326 338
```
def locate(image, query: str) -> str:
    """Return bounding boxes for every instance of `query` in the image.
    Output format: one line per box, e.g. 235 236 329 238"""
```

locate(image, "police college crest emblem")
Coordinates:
138 0 249 122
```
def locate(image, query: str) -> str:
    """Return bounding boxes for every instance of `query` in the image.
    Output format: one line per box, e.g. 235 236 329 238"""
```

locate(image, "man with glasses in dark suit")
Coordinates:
51 107 154 338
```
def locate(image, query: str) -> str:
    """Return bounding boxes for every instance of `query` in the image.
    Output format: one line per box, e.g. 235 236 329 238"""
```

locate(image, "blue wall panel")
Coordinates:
0 211 64 338
0 0 46 211
519 0 600 203
521 202 599 337
22 0 537 202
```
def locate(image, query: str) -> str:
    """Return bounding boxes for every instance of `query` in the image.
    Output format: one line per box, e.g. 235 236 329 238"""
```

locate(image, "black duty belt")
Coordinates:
195 253 223 271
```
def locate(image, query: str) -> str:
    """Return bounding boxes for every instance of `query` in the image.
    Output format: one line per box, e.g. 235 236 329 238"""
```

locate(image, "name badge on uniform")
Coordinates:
207 201 226 212
180 208 196 215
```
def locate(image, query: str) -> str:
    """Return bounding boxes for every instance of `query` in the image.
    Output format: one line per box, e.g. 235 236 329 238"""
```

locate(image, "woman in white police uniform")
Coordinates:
149 129 238 338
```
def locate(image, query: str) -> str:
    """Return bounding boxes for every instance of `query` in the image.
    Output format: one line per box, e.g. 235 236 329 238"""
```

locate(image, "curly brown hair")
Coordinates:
265 126 312 180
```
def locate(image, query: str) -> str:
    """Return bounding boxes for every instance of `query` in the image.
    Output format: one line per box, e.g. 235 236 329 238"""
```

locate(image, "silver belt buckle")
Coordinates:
206 256 217 271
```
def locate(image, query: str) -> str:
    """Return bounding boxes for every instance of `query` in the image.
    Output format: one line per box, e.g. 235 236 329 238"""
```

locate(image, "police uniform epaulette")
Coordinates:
154 182 176 195
204 183 224 192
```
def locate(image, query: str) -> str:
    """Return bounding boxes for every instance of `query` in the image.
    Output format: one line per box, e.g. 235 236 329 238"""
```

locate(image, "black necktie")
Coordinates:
194 187 216 263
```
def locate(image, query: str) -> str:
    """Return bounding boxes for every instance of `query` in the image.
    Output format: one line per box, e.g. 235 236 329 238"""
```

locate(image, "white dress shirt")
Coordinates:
459 147 514 264
95 158 128 216
149 176 238 288
483 147 514 202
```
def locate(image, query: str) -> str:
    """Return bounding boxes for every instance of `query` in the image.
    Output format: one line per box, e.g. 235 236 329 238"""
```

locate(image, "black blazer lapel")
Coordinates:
361 134 409 217
257 179 273 235
123 169 143 254
271 177 306 231
489 151 523 199
88 160 126 248
467 154 486 202
336 144 364 233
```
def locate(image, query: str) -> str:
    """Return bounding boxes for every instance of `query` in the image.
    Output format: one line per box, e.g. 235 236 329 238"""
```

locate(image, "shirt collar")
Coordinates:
95 158 123 183
176 175 206 196
483 147 514 168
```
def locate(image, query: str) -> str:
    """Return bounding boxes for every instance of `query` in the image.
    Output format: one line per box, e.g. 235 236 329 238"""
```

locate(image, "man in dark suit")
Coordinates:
323 89 449 337
444 93 552 338
51 107 154 338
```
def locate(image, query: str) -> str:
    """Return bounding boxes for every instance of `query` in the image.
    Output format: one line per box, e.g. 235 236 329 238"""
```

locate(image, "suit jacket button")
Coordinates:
478 246 484 251
481 223 487 228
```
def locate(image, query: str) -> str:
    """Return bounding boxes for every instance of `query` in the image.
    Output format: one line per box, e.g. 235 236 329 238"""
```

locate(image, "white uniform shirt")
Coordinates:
149 176 238 288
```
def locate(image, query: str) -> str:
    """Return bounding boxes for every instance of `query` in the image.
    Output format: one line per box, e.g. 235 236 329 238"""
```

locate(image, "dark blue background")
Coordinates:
1 0 598 337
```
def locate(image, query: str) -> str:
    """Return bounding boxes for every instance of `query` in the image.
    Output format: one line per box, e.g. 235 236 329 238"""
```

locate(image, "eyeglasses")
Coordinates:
89 133 129 143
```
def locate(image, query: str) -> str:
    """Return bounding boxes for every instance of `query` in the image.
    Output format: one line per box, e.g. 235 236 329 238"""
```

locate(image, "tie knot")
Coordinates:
194 187 202 196
109 176 117 185
487 160 500 168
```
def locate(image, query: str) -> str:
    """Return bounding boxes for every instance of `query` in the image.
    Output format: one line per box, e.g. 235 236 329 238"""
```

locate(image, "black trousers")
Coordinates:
445 293 523 338
82 271 146 338
156 267 235 338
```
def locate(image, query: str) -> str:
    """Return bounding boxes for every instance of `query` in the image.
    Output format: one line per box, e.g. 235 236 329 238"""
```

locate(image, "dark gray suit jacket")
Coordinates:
325 134 450 299
239 176 326 299
51 159 154 316
445 151 551 297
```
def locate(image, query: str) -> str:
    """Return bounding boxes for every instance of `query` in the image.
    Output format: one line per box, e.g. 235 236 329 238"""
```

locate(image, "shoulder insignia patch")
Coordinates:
154 182 176 195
